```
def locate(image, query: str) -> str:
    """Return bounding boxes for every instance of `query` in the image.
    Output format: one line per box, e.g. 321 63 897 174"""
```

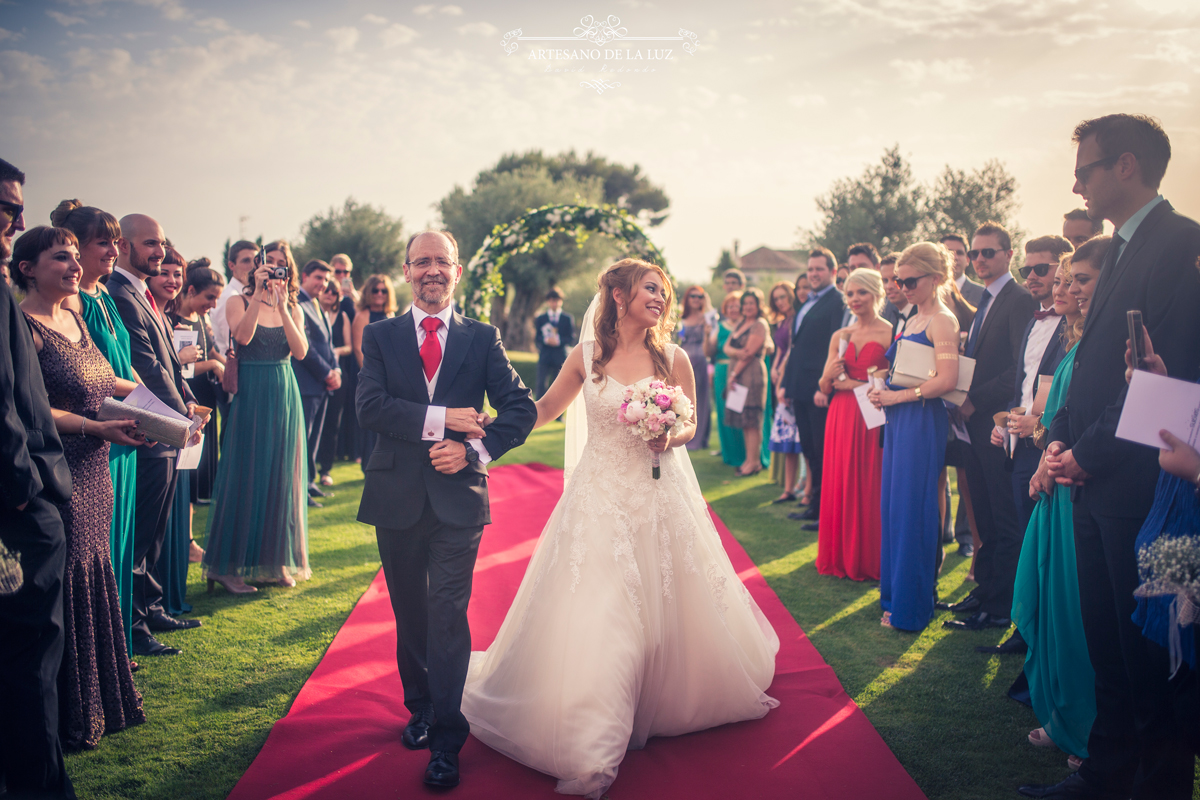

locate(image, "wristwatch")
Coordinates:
464 445 479 464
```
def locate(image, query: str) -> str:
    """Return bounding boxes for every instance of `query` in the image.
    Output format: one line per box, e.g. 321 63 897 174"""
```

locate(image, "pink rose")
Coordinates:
625 403 647 422
655 394 672 409
648 417 662 432
650 380 665 390
664 411 677 427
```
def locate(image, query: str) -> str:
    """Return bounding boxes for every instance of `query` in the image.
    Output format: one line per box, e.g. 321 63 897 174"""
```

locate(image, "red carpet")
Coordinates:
228 463 926 800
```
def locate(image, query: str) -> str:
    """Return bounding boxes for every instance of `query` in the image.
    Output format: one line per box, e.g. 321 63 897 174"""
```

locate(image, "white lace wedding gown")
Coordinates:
462 342 780 799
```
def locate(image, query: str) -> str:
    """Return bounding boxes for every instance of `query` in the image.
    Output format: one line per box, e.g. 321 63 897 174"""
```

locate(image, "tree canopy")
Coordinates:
293 198 406 284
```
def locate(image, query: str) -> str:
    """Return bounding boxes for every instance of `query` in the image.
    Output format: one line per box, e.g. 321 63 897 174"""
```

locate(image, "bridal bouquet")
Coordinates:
1135 534 1200 625
618 378 693 479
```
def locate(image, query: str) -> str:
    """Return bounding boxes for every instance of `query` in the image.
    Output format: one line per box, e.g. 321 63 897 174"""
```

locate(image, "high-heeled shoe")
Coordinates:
207 574 257 595
276 574 297 588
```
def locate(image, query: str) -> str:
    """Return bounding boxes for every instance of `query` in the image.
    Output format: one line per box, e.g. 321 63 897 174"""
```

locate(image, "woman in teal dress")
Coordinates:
203 240 311 593
709 292 746 468
1011 251 1103 759
52 200 137 654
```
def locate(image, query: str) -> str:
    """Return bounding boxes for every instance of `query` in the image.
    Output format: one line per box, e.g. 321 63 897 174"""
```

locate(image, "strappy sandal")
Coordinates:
771 492 797 504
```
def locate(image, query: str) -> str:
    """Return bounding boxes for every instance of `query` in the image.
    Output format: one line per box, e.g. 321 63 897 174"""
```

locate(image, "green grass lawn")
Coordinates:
65 422 1197 799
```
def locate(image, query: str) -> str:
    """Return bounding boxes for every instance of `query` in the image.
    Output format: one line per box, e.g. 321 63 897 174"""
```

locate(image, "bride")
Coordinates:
462 259 780 798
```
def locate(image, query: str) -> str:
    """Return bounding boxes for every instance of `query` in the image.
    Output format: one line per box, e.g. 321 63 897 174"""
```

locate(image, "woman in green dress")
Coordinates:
1011 244 1107 761
708 291 746 468
203 240 310 593
52 200 137 654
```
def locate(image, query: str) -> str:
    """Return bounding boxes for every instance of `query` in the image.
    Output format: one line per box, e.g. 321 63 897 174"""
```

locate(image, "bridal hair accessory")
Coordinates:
618 378 693 480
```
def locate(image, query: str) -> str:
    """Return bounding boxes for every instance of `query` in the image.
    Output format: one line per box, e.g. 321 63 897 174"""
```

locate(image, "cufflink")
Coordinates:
426 430 435 437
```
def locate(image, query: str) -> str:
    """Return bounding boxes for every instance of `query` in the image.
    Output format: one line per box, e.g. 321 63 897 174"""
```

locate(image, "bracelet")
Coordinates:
80 417 87 437
935 353 958 361
913 386 923 401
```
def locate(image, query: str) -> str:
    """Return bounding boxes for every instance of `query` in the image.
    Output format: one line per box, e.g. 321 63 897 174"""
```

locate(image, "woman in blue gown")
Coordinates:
869 243 962 632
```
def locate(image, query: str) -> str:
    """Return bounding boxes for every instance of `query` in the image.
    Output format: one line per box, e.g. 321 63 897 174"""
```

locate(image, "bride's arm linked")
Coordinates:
648 347 698 454
532 343 586 429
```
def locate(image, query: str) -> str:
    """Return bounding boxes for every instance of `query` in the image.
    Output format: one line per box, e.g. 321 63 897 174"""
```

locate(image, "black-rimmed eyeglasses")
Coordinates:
1018 262 1056 279
0 200 23 226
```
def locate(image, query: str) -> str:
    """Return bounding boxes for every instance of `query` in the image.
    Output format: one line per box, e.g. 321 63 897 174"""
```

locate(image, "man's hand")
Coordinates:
186 403 197 419
990 426 1005 448
1008 411 1039 438
325 369 342 391
446 408 486 439
958 397 975 420
1046 442 1090 486
1125 329 1167 384
1159 430 1200 484
813 390 829 408
430 440 468 474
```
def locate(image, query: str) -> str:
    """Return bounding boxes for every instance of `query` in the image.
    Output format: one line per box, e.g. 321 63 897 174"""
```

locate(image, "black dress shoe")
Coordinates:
957 541 974 557
308 484 326 498
801 522 819 531
798 505 819 521
402 711 433 750
148 613 201 631
307 497 323 508
938 594 980 614
424 750 460 788
132 636 182 656
1017 771 1107 798
975 630 1028 654
786 511 806 521
943 611 1011 630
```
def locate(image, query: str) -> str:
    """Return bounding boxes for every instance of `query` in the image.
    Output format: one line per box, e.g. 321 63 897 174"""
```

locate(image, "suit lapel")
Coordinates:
113 272 178 366
433 313 472 404
976 280 1015 347
1087 200 1171 326
388 312 422 389
793 288 835 343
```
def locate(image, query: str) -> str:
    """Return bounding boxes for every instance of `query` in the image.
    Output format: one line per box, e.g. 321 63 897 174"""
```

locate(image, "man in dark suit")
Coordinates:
356 230 537 789
782 247 845 528
108 214 200 658
878 254 911 334
1062 207 1104 249
0 160 76 799
293 259 341 507
974 236 1071 656
942 234 985 307
1023 114 1200 800
533 287 575 399
942 221 1036 632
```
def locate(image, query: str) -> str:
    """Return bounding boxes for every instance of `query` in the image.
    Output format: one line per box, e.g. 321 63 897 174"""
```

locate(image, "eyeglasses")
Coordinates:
1074 154 1120 184
1018 262 1056 279
686 294 704 300
407 257 457 270
334 269 350 276
967 248 1007 260
895 275 928 290
0 200 23 226
371 287 389 295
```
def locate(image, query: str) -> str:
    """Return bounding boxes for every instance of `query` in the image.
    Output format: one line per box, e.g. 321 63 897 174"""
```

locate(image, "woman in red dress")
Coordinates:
814 268 892 581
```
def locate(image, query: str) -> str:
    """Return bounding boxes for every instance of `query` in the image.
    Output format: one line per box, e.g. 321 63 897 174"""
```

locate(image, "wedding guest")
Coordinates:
1030 114 1200 800
294 259 340 508
352 273 397 465
767 282 803 503
677 285 713 450
782 248 845 523
172 262 226 506
723 287 773 476
108 214 200 657
14 226 146 749
51 199 139 655
316 280 354 486
943 221 1036 633
942 234 984 307
845 242 880 272
815 269 891 576
721 268 745 299
1062 208 1104 249
1010 246 1102 766
330 254 360 465
203 240 310 593
707 291 745 468
534 287 575 400
879 254 910 332
869 242 960 632
330 253 359 307
0 161 77 799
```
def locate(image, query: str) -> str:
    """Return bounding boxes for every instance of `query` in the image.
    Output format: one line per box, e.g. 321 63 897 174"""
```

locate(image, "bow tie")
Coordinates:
1033 308 1058 321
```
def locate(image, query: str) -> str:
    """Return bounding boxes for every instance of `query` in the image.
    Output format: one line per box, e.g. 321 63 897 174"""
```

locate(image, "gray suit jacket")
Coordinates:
958 277 985 307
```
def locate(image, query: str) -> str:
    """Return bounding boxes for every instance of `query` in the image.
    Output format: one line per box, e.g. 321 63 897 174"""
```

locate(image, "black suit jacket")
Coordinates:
1049 200 1200 516
356 310 537 530
1008 315 1068 414
108 270 196 457
965 278 1037 424
292 289 338 397
0 279 71 511
534 311 575 363
782 287 845 405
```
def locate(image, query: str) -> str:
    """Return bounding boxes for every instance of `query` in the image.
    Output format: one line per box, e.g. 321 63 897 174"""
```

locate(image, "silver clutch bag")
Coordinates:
0 540 22 596
890 338 975 407
97 397 192 449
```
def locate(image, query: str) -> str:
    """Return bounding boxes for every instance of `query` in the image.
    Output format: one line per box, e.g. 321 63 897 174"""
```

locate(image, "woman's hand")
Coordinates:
990 426 1006 448
252 265 273 297
813 390 829 408
1030 453 1052 498
1159 430 1200 484
177 344 199 364
648 433 671 453
825 357 845 381
88 418 146 448
869 389 905 409
1008 411 1039 438
212 362 225 381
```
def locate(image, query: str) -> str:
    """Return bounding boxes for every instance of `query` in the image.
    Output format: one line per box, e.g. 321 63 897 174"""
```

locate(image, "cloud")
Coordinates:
137 0 190 22
1135 40 1196 66
889 58 973 85
440 5 465 16
362 14 388 25
457 21 497 36
906 90 945 106
1040 81 1189 107
0 28 17 42
292 20 311 29
327 27 359 54
787 93 826 108
195 18 231 32
413 4 436 15
381 23 419 48
47 10 86 26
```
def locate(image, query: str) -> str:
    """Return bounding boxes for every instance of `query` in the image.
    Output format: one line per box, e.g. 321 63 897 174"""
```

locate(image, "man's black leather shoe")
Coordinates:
1017 771 1108 798
958 541 974 557
424 750 460 788
943 611 1011 630
402 711 433 750
308 484 327 498
308 497 323 508
133 636 181 656
975 631 1027 654
798 505 819 521
148 613 201 631
786 511 806 521
935 594 980 613
802 522 819 531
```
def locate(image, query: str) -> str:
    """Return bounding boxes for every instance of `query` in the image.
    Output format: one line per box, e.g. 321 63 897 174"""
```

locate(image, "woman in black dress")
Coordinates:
351 274 397 466
316 281 353 485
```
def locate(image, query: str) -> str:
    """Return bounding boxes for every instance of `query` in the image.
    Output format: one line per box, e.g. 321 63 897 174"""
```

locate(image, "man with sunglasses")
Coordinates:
1023 114 1200 800
943 221 1036 634
941 234 984 307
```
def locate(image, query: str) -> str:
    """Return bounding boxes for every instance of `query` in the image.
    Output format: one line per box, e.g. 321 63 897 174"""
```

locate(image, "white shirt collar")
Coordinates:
412 303 453 332
228 277 245 293
1117 194 1164 245
114 265 148 294
955 274 966 290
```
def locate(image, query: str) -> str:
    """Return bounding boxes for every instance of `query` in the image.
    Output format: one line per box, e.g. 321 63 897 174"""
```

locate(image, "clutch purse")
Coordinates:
890 338 976 407
96 397 192 449
221 346 238 395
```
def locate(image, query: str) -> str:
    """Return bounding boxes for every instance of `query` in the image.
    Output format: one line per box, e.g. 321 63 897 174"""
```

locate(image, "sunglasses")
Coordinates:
894 275 927 290
0 200 23 226
1074 154 1120 184
1018 262 1056 279
371 287 388 294
967 248 1006 260
334 269 351 276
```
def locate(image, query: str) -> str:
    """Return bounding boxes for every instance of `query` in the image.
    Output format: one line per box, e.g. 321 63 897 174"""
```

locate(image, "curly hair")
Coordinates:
591 258 675 385
243 239 300 308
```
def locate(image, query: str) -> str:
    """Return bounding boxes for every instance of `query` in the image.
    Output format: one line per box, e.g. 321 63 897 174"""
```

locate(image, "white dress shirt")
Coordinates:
413 304 491 464
974 270 1013 333
1020 305 1060 409
212 277 245 354
955 274 967 291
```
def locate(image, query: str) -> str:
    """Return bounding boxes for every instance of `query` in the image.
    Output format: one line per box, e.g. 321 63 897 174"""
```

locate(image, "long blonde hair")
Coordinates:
591 258 676 384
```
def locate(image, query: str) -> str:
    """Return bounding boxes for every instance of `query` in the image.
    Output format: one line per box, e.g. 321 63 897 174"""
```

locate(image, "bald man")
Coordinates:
108 214 200 657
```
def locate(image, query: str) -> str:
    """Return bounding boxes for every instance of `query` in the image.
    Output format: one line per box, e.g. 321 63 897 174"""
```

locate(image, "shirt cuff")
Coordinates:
422 406 446 441
468 438 492 465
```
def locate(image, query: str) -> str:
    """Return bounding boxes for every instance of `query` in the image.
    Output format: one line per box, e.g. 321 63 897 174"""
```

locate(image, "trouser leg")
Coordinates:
132 456 176 643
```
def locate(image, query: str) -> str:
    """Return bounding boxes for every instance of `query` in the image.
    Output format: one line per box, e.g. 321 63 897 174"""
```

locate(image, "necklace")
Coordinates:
81 286 116 334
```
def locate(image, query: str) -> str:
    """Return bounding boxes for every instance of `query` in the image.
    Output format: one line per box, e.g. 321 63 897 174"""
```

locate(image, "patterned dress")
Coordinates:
26 310 144 750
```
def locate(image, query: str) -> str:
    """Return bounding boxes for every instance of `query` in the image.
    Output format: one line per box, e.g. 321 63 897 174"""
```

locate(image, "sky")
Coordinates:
2 0 1198 284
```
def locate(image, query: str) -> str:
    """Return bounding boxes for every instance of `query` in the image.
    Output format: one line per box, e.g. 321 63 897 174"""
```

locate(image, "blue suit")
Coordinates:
293 289 338 487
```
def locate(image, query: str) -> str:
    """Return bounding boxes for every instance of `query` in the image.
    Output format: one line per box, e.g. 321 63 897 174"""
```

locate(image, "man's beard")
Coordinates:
130 248 161 277
416 278 451 305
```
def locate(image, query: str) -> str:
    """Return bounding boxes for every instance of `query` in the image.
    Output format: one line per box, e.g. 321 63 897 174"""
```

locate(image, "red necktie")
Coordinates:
420 316 442 381
145 289 158 314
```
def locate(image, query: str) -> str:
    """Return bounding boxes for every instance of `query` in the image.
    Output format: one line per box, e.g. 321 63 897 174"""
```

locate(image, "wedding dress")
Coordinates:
461 340 780 799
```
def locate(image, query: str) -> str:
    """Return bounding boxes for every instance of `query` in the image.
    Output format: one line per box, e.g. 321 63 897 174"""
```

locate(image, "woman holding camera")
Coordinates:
203 240 310 593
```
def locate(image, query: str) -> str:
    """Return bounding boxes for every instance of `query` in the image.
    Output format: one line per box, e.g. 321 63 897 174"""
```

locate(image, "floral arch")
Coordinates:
461 203 668 321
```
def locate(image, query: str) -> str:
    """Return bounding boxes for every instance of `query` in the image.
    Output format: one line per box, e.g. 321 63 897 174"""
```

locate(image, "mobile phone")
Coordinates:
1127 309 1146 369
